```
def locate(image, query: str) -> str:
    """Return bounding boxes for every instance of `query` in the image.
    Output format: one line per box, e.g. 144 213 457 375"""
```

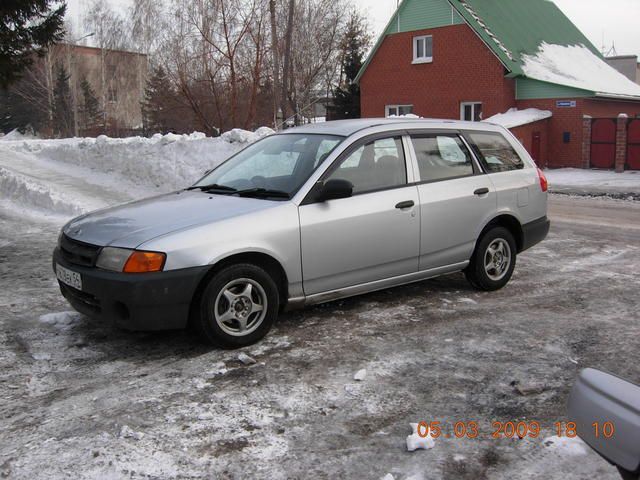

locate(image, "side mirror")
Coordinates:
568 368 640 479
317 179 353 202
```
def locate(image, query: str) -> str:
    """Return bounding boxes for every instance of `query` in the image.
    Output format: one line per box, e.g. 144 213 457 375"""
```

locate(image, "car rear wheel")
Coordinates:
195 264 279 348
465 226 516 291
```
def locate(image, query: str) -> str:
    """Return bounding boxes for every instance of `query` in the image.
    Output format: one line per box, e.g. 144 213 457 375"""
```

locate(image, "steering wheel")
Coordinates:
250 175 268 188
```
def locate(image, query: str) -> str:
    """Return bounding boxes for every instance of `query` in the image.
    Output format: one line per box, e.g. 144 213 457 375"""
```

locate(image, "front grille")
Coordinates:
60 283 102 314
60 234 101 267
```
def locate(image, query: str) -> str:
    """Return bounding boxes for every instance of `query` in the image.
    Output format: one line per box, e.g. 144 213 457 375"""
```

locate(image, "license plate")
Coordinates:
56 264 82 291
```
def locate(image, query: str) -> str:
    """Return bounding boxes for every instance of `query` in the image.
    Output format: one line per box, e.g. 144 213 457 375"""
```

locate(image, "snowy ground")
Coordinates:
545 168 640 199
1 133 639 479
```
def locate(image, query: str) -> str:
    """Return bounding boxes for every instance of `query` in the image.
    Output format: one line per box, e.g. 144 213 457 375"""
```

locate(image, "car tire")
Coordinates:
465 226 517 291
194 263 279 348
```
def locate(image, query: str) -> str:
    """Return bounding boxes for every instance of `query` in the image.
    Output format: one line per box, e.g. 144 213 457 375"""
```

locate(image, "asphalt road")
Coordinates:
0 194 638 479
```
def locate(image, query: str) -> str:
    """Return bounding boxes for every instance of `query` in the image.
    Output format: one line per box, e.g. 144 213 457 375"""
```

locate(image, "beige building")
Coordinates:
52 43 148 135
606 55 640 85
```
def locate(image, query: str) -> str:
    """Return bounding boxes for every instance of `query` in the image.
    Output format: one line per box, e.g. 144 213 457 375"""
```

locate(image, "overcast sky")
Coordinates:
67 0 639 57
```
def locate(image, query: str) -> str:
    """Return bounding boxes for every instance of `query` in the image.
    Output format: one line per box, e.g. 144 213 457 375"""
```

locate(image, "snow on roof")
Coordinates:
521 42 640 99
483 108 552 129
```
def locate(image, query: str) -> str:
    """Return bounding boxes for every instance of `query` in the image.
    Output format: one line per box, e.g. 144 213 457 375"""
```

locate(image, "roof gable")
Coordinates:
357 0 640 100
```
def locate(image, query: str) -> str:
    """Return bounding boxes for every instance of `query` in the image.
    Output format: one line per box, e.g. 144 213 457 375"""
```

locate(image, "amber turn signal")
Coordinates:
123 251 166 273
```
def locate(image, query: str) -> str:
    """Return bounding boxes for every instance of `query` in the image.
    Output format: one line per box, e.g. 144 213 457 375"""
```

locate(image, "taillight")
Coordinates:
537 168 548 192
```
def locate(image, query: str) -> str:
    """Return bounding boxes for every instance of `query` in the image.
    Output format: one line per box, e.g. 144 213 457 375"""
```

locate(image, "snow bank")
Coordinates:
522 42 640 98
484 108 552 129
0 129 38 141
0 127 274 218
0 166 84 216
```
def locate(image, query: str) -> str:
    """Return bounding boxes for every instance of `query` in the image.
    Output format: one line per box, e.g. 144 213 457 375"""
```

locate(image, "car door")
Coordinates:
298 135 420 296
407 131 497 271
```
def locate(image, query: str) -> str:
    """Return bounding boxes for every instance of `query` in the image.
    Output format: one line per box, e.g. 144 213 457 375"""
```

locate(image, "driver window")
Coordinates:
327 137 407 194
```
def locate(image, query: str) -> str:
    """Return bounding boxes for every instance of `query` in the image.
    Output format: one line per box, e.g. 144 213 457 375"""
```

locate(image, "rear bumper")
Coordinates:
521 216 550 252
53 248 208 331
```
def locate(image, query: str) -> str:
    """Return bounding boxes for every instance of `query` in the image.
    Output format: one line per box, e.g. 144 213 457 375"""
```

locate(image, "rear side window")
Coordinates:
410 134 475 182
467 132 524 173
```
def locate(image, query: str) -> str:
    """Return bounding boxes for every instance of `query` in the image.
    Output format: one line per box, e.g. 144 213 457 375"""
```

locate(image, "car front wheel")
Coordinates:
195 263 279 348
465 226 517 291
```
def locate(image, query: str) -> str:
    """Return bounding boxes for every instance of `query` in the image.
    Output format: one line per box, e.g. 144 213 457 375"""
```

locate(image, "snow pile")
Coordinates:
0 167 84 216
521 42 640 99
545 168 640 196
484 108 552 129
0 128 37 141
406 423 435 452
221 126 274 144
0 127 273 218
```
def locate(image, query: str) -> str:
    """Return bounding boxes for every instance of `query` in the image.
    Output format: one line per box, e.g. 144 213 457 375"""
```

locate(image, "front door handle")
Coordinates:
474 188 490 196
395 200 415 209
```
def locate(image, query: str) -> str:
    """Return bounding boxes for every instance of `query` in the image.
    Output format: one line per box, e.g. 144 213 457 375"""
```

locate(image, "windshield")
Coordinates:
194 133 344 198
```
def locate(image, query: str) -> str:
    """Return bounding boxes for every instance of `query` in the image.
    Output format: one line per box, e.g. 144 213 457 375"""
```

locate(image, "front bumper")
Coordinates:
53 247 208 331
521 216 550 252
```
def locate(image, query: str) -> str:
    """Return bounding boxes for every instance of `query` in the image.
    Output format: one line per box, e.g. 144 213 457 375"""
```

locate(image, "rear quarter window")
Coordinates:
467 131 525 173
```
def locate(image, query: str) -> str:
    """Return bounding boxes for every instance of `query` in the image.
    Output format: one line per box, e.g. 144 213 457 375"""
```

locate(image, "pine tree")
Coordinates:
79 78 102 132
332 11 371 120
52 63 72 137
0 0 66 89
141 66 177 134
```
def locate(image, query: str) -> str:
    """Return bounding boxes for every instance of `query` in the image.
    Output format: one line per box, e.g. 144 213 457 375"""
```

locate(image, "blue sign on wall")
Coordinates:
557 100 577 108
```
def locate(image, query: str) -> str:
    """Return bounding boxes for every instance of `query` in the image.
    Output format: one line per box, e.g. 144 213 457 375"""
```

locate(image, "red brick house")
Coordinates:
356 0 640 171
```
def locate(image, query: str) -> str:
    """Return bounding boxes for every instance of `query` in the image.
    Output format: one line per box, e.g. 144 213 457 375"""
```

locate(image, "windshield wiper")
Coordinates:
232 188 290 199
186 183 237 193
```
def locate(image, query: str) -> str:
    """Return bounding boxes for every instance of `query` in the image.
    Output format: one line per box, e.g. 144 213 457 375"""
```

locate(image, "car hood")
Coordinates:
63 191 282 248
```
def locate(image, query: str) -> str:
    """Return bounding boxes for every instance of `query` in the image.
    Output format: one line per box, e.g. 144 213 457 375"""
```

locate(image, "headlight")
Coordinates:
96 247 166 273
96 247 134 271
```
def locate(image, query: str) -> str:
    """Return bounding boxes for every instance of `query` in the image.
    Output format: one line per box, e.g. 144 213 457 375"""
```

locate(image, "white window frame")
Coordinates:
412 35 433 64
385 105 414 117
460 102 483 121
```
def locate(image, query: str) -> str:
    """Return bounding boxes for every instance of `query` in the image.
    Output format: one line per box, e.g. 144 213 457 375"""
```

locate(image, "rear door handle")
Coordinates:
395 200 415 209
474 188 490 196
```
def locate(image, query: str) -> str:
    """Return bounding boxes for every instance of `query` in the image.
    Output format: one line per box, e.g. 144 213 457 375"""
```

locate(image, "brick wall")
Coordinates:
509 119 550 168
360 24 516 119
515 99 586 168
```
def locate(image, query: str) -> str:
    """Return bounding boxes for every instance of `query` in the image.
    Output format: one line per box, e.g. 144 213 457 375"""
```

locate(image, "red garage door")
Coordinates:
628 119 640 170
591 119 616 169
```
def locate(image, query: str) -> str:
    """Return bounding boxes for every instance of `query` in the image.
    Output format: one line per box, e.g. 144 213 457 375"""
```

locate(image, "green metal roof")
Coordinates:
355 0 640 100
447 0 602 78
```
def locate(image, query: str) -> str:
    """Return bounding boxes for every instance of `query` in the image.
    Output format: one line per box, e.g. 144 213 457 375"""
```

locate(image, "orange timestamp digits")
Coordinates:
417 421 480 439
555 421 615 439
492 421 541 439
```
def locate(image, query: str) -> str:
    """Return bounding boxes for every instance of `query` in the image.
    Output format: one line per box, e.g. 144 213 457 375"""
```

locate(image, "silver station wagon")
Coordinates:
53 119 550 347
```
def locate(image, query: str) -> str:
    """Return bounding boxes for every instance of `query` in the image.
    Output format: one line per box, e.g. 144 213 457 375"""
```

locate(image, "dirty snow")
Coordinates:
543 436 589 456
521 42 640 99
484 108 552 128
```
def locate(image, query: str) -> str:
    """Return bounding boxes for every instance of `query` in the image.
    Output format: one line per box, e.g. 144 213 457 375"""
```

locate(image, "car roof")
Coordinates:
280 118 505 137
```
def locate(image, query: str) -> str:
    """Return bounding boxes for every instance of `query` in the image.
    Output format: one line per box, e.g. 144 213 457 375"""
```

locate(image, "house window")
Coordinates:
386 105 413 117
461 102 482 121
413 35 433 64
108 86 118 103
